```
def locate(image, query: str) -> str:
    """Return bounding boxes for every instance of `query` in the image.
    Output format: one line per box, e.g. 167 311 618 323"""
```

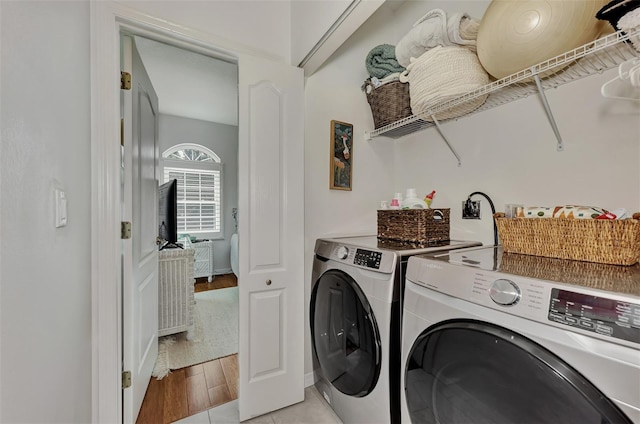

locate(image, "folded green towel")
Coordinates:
365 44 405 79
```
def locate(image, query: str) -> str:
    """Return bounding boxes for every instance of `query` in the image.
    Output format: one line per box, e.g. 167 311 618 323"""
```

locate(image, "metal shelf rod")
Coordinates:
430 114 462 166
532 67 564 152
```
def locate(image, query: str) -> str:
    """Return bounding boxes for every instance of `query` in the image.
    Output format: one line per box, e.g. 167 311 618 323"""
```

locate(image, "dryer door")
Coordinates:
311 269 381 397
405 320 632 424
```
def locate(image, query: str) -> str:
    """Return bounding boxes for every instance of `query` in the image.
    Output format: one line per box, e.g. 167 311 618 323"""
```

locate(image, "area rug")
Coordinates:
152 287 238 379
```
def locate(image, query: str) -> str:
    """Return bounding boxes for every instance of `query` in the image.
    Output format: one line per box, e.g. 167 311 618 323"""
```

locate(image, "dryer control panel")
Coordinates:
549 289 640 344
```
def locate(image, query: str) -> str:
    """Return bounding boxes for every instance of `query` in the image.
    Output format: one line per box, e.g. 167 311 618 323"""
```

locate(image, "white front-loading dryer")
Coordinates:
310 236 481 424
401 246 640 424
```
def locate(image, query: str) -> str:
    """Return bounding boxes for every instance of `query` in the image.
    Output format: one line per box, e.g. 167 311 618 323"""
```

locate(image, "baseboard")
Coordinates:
304 371 316 388
214 267 232 275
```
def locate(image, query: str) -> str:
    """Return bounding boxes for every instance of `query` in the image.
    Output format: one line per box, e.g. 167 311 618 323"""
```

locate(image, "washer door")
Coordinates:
405 320 632 424
310 269 381 397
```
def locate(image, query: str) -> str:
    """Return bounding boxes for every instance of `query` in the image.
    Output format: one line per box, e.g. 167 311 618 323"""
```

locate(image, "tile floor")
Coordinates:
174 386 343 424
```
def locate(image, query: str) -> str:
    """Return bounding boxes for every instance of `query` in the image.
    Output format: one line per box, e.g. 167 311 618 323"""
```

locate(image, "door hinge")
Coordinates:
121 72 131 90
122 370 132 389
121 221 132 239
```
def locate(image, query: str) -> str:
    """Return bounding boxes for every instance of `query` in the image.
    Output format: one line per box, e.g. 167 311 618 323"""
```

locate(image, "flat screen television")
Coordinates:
158 179 178 247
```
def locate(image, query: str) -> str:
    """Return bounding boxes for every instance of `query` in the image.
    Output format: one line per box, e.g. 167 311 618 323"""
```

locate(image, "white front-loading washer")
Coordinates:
310 236 481 424
401 245 640 423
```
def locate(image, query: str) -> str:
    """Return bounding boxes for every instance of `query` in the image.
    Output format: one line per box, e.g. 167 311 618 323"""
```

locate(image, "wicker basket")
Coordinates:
399 45 489 121
364 79 412 129
494 212 640 265
378 209 450 246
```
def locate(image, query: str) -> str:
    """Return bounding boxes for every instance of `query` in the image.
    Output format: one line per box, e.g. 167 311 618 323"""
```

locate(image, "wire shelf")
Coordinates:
368 27 640 140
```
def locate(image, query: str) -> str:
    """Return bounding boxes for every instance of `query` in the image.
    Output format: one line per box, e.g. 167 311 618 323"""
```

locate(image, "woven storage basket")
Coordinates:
494 212 640 265
399 45 489 121
378 209 450 246
364 79 412 129
499 252 640 296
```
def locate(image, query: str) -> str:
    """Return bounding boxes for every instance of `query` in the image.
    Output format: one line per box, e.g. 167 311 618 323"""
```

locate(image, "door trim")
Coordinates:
90 3 274 422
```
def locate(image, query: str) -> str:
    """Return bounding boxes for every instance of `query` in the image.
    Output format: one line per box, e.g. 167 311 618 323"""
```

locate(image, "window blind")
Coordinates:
164 167 221 233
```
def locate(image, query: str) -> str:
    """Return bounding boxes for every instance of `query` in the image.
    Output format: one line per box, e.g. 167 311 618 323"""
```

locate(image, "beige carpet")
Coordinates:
152 287 238 378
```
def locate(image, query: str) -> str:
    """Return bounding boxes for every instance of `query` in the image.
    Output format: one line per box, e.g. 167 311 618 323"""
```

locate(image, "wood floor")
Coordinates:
194 273 238 293
136 274 238 424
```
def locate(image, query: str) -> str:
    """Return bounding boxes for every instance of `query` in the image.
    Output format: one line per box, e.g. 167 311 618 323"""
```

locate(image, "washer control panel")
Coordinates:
490 278 521 306
354 248 383 270
406 252 640 347
548 289 640 344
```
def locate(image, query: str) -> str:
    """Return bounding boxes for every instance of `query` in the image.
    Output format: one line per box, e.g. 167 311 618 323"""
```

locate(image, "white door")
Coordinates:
121 35 160 423
237 53 305 421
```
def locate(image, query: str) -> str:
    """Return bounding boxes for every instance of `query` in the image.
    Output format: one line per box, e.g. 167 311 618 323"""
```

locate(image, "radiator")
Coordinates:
158 248 195 337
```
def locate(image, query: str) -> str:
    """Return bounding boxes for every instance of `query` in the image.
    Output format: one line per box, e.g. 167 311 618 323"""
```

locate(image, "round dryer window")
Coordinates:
405 320 632 424
310 269 382 397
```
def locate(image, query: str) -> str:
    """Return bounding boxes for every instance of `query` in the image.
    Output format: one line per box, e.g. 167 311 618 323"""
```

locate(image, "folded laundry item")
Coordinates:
521 205 608 219
458 13 480 43
365 44 405 79
618 7 640 52
395 8 480 67
362 73 402 93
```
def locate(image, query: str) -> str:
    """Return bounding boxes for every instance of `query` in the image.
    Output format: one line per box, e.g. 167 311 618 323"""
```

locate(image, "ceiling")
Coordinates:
135 36 238 126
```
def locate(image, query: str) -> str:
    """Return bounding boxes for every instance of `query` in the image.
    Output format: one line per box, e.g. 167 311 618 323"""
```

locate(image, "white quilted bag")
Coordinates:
399 45 489 121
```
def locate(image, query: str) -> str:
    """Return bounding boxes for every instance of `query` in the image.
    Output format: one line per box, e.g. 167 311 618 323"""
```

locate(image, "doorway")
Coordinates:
92 5 305 422
129 35 240 422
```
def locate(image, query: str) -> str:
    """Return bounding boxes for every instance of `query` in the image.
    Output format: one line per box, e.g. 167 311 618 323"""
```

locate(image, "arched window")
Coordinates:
162 144 223 239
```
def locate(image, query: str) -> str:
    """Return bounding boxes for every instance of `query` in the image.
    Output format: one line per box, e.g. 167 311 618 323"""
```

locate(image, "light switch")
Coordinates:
55 189 67 228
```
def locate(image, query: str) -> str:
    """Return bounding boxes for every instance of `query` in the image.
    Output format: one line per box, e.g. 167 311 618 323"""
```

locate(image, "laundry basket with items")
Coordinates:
495 205 640 265
377 189 449 246
362 44 411 129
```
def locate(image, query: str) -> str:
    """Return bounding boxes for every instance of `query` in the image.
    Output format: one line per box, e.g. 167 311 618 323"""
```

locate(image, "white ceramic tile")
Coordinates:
305 386 342 423
270 388 342 424
244 414 276 424
204 387 341 424
173 410 211 424
209 400 239 424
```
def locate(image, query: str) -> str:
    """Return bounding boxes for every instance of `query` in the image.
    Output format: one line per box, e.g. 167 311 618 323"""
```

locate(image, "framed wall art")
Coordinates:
330 120 353 191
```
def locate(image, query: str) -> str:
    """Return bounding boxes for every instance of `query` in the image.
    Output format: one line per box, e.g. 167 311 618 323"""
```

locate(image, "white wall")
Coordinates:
0 2 93 422
304 0 640 375
158 114 239 273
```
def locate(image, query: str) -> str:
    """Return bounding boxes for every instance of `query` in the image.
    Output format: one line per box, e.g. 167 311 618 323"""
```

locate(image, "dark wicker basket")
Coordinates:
365 80 412 129
377 209 450 246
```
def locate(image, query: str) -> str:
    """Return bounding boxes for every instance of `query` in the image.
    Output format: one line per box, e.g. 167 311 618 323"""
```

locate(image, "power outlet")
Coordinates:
462 200 481 219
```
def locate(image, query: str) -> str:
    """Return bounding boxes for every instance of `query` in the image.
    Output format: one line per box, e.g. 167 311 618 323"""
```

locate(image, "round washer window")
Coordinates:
310 269 381 397
405 320 631 424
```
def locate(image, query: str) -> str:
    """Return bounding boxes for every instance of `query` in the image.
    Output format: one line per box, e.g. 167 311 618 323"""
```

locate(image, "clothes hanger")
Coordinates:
600 57 640 101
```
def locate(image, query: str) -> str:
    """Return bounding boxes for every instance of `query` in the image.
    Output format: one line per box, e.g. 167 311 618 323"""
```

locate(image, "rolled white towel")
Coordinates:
395 9 481 67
